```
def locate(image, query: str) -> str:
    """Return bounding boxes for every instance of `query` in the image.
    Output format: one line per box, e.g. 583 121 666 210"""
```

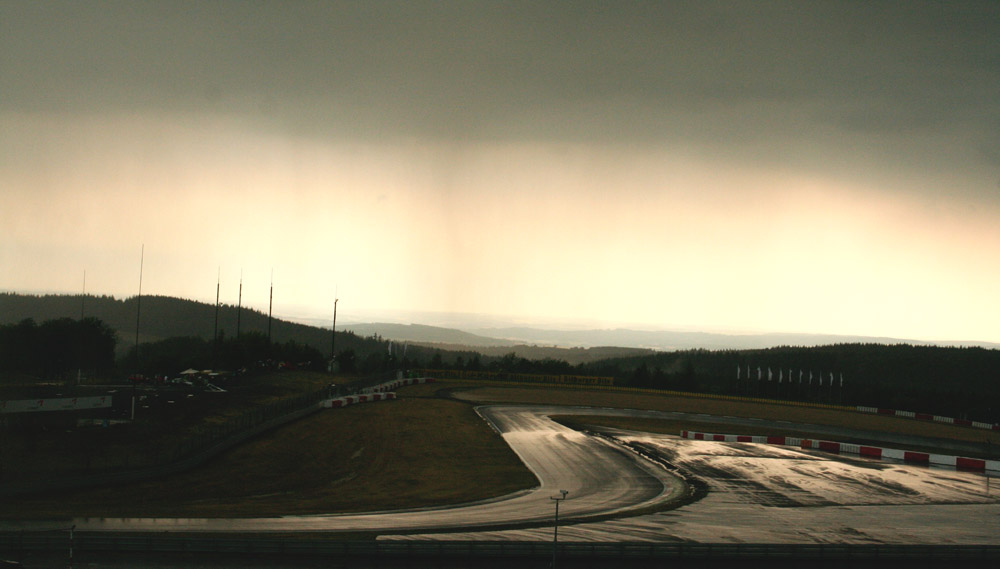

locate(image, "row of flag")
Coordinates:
388 341 408 358
737 365 843 387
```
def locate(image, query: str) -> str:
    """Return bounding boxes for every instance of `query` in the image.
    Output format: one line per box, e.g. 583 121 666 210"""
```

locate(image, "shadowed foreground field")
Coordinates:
4 380 996 520
0 397 537 519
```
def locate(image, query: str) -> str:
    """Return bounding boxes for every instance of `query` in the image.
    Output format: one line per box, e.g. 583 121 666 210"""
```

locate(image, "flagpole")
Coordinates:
736 364 741 398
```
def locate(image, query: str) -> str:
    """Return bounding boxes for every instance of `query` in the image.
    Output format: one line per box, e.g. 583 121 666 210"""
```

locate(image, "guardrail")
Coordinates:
857 405 1000 432
681 430 1000 473
1 387 331 498
2 533 999 560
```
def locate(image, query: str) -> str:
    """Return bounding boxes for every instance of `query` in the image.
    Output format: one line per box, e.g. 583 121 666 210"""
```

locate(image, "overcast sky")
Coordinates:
3 1 999 342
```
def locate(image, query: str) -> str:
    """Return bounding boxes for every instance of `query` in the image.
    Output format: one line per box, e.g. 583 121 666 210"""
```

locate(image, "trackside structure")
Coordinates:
320 377 434 408
681 430 1000 473
856 405 999 431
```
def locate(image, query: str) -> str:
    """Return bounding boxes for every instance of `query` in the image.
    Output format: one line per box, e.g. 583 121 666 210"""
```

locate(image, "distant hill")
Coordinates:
407 342 655 366
0 293 379 359
6 293 999 420
468 327 1000 351
323 320 1000 354
9 294 999 357
341 323 518 348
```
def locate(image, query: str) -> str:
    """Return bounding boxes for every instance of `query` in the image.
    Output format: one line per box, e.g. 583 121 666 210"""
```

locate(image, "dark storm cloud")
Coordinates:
3 2 998 169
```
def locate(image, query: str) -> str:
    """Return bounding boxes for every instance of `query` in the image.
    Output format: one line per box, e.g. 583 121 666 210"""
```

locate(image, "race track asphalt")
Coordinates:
4 405 996 542
1 405 685 533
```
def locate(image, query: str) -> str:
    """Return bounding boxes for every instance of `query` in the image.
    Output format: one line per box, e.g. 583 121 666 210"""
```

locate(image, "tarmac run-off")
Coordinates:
4 405 997 542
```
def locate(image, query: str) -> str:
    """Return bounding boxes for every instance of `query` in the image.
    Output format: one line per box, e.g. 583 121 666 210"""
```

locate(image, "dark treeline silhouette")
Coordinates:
121 332 330 375
4 294 998 422
573 344 1000 423
0 317 116 380
406 343 1000 422
1 293 437 374
2 293 352 357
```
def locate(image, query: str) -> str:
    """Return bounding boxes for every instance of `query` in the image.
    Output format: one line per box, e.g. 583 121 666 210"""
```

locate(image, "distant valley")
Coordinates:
335 322 1000 353
4 293 998 364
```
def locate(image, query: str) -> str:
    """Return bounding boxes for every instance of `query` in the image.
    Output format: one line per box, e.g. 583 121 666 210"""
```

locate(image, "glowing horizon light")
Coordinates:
2 3 998 345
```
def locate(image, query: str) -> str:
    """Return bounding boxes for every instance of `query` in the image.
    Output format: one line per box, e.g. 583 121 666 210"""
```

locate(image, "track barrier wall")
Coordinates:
681 430 1000 473
3 534 1000 561
856 405 999 432
420 374 998 439
321 376 436 408
1 387 331 498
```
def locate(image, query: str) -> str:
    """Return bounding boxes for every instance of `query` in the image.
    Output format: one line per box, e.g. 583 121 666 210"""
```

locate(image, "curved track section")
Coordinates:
34 405 685 533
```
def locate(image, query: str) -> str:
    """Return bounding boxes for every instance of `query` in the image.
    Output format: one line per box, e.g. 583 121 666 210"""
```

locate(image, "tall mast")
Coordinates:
81 269 86 319
214 267 220 367
236 268 243 339
331 293 339 360
132 244 144 421
267 269 273 347
134 245 144 372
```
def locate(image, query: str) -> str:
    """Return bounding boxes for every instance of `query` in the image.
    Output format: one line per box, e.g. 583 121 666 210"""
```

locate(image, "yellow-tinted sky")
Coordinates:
2 2 999 343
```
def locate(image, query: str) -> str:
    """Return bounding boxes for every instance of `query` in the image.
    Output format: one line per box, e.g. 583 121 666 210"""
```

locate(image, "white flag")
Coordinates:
779 369 783 382
830 371 834 384
757 367 762 380
819 372 823 386
809 371 813 385
768 367 772 381
737 365 741 380
799 369 803 383
840 372 843 387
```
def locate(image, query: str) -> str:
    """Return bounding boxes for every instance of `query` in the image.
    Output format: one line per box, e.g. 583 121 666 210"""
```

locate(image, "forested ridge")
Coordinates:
1 292 351 355
574 345 1000 422
3 293 997 421
0 293 441 378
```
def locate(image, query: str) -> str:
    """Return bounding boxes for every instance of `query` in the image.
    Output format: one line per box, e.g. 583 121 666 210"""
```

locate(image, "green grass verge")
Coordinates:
1 397 536 519
1 371 345 482
448 383 1000 445
6 379 996 520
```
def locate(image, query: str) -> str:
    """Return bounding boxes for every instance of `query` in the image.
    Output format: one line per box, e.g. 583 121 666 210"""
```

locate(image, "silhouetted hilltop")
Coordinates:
5 293 998 421
1 293 370 358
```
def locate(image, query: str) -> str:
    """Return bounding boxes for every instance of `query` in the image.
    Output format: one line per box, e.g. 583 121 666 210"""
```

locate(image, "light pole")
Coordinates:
551 489 568 568
330 296 338 371
69 524 75 568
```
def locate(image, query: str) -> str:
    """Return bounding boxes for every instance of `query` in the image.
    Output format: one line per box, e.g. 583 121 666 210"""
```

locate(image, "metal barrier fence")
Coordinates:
2 533 999 560
1 385 332 497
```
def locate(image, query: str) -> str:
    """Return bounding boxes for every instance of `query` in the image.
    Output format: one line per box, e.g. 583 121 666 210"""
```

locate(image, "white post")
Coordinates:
551 489 569 568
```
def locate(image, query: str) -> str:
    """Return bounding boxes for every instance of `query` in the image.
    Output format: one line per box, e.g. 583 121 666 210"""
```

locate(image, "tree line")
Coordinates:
4 294 997 422
0 317 117 380
568 344 1000 422
411 343 1000 423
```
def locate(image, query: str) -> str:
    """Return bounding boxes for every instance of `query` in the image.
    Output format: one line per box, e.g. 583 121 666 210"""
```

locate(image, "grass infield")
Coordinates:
3 378 996 519
0 397 536 519
450 384 1000 446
